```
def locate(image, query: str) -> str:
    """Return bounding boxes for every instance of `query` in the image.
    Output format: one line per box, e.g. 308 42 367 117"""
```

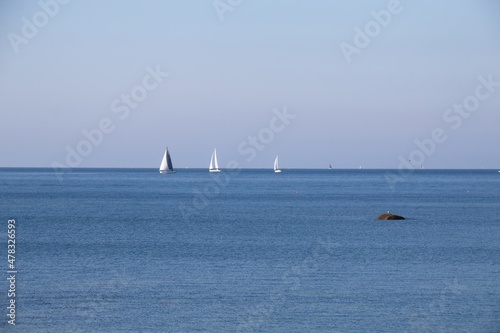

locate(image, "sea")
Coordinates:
0 168 499 333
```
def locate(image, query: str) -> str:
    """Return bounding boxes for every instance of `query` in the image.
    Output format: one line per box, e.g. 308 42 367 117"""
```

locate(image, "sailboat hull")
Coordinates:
209 169 221 173
160 170 176 174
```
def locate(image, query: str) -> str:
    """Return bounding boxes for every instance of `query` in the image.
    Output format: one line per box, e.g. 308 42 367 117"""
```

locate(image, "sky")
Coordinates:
0 0 499 169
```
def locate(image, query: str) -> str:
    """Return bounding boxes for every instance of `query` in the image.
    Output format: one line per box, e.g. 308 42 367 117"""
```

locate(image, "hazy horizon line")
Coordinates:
1 167 498 171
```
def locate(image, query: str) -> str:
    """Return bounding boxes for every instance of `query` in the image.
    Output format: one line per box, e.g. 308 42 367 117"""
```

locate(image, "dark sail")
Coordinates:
166 149 174 171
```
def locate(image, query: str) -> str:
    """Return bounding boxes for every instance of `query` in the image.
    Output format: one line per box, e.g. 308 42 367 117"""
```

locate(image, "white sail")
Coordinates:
159 148 175 173
159 151 168 171
209 148 220 172
274 155 282 173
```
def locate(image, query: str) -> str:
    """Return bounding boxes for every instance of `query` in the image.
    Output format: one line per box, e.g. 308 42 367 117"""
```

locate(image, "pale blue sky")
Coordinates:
1 0 499 169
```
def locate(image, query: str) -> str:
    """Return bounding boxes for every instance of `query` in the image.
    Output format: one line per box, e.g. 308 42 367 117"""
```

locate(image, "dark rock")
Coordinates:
377 213 405 220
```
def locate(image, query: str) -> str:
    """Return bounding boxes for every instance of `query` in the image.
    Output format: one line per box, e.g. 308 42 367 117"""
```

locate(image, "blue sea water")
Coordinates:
0 168 499 332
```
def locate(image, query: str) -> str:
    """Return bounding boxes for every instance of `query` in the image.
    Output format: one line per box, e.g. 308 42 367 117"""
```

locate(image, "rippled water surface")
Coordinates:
1 168 499 332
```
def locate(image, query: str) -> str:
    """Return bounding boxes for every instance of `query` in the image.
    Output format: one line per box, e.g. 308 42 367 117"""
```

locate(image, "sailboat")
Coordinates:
159 147 175 174
209 148 221 172
329 164 333 170
274 155 282 173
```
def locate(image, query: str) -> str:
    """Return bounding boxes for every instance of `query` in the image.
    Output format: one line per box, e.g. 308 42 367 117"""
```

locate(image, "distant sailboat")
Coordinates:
209 148 221 172
274 155 282 173
159 147 175 174
329 164 333 170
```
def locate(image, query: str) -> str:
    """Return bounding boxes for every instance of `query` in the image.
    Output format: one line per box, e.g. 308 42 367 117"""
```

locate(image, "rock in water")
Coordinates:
377 213 405 220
